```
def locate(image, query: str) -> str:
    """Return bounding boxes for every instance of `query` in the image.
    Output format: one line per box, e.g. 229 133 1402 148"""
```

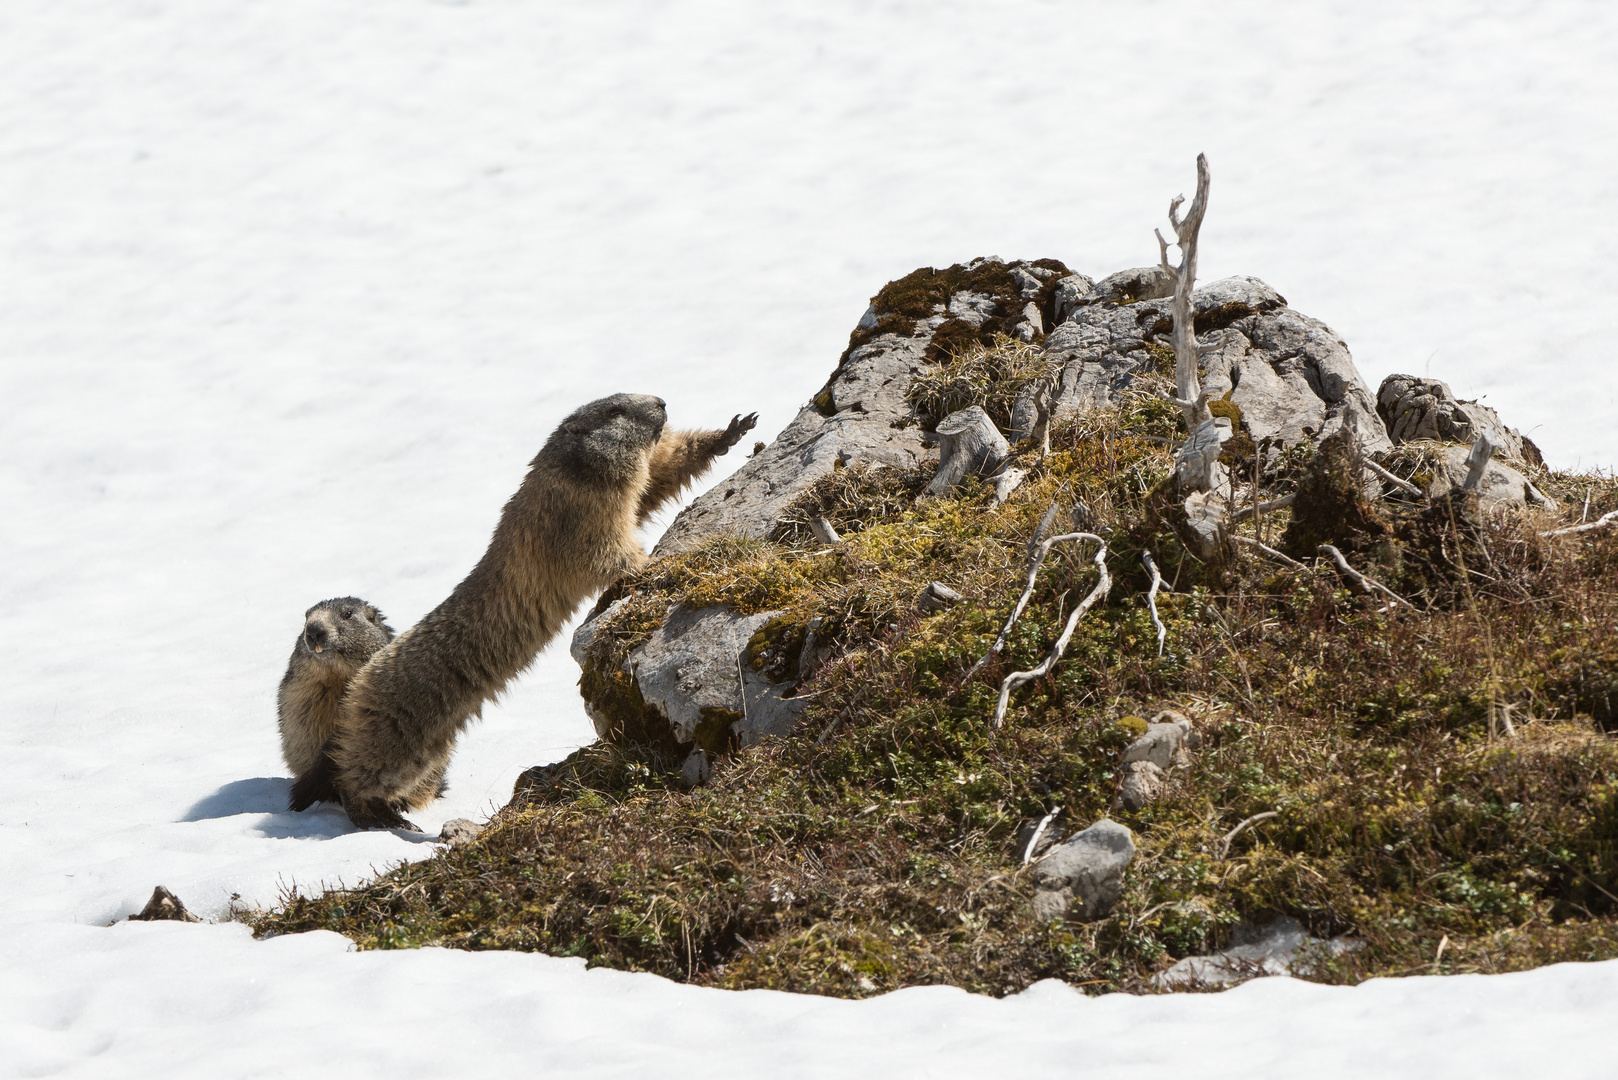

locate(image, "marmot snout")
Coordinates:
277 597 393 782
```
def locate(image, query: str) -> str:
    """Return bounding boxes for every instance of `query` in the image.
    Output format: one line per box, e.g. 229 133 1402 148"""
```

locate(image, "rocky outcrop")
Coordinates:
1377 374 1542 467
1043 275 1389 451
577 258 1400 759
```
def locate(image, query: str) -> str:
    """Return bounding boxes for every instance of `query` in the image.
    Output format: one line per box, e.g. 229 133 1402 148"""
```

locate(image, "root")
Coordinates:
1319 543 1415 610
1142 549 1167 657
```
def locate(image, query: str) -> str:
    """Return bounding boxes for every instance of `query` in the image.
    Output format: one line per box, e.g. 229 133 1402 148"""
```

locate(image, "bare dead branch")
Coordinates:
1142 549 1167 657
1229 493 1296 523
1319 543 1415 609
1231 534 1305 569
809 517 841 544
1462 435 1496 492
1217 810 1279 860
1365 458 1423 497
1156 153 1212 432
1020 805 1064 867
993 535 1111 728
1541 508 1618 537
966 510 1080 680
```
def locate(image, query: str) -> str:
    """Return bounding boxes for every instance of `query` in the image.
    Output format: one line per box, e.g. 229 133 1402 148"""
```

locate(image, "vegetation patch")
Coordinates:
254 383 1618 1000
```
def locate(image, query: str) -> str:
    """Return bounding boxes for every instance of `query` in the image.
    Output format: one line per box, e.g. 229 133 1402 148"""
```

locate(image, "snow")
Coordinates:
1 0 1614 1075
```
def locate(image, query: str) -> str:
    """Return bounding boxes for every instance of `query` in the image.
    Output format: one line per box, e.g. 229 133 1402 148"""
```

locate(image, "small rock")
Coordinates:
916 581 964 614
1376 374 1540 466
1051 273 1098 323
512 762 563 802
438 818 484 847
1153 917 1360 988
1114 760 1167 812
1121 714 1192 770
1010 268 1046 299
1086 266 1176 306
809 516 842 545
129 886 200 923
1030 818 1135 922
1423 445 1546 508
681 748 711 789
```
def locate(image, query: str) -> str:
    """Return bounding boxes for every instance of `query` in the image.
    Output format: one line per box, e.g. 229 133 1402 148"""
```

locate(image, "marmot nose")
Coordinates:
654 397 666 409
304 625 329 650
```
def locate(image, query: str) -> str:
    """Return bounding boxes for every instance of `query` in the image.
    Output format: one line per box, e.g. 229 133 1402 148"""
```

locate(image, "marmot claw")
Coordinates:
719 412 760 451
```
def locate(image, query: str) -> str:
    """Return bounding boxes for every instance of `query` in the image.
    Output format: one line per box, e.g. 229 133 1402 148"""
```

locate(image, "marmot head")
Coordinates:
542 393 667 481
297 597 394 666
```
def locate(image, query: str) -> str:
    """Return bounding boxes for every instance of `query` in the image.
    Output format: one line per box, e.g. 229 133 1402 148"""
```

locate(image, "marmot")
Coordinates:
276 598 399 801
290 394 758 830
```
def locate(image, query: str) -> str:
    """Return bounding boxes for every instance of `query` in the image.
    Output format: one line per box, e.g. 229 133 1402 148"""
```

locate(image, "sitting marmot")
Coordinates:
290 394 757 830
277 598 402 801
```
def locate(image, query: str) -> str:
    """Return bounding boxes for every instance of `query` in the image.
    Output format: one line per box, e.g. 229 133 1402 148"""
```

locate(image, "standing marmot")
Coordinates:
290 393 757 830
277 598 396 797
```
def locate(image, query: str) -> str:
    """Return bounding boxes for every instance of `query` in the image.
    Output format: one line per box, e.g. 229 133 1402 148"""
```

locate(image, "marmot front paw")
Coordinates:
717 412 759 453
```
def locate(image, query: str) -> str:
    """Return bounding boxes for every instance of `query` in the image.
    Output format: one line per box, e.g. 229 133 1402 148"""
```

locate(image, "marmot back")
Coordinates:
277 597 393 780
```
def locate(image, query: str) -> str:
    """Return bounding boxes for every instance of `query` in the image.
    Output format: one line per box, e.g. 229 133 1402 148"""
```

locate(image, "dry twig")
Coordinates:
1229 493 1296 523
1318 544 1415 609
1541 508 1618 537
1217 810 1279 859
993 534 1111 728
1141 549 1167 657
1231 534 1304 569
1365 458 1423 496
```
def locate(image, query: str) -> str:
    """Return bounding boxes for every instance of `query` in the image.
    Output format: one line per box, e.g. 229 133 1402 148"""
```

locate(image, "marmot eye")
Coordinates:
607 406 624 418
340 609 353 620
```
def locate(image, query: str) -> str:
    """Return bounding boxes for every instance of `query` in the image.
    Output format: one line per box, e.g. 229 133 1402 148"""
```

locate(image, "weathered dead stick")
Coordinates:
1319 544 1415 609
1365 458 1422 497
1020 805 1064 867
964 503 1066 679
1141 549 1167 657
1217 810 1279 859
1229 493 1296 523
1231 534 1304 569
993 535 1110 728
1541 508 1618 537
1155 153 1213 432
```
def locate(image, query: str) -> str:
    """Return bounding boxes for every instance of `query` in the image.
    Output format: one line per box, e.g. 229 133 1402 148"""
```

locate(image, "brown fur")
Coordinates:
303 395 756 830
277 598 394 779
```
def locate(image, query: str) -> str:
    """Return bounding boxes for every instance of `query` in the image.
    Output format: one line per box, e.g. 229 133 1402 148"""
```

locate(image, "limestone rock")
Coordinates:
129 886 200 923
617 605 805 749
1114 761 1166 812
1043 275 1389 452
917 581 964 614
438 818 484 847
681 748 711 789
1153 917 1359 988
652 258 1067 556
1121 714 1193 770
1377 374 1541 466
1423 445 1547 508
1052 274 1098 323
1030 818 1135 922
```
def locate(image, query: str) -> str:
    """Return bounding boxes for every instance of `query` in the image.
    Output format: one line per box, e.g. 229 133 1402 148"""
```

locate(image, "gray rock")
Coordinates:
917 581 964 614
1042 275 1389 453
1423 445 1547 508
1377 374 1540 466
1114 761 1166 812
1153 917 1359 988
681 748 711 789
1121 714 1193 770
1082 266 1177 307
1010 268 1046 299
1052 274 1098 323
949 291 1001 326
128 885 200 923
438 818 484 847
1030 818 1135 922
619 605 805 748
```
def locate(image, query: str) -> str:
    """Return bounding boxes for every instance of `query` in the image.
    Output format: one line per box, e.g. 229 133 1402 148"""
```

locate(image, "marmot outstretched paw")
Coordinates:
716 412 759 452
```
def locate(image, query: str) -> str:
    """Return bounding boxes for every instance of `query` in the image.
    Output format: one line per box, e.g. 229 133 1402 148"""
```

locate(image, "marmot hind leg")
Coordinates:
288 741 341 812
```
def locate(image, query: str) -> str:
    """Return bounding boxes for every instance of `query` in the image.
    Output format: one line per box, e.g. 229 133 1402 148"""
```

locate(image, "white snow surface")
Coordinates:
2 1 1615 1075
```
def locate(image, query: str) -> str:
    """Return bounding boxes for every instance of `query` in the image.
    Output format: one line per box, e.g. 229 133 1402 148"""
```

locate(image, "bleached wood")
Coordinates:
1231 534 1304 569
1142 549 1167 657
1540 508 1618 537
1319 543 1415 609
926 405 1010 497
1229 493 1296 522
993 535 1111 728
1365 458 1423 496
1155 153 1213 433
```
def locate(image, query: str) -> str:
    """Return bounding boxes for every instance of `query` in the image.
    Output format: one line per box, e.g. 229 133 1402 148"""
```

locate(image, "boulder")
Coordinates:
1423 445 1547 509
1042 276 1390 452
438 818 485 848
1114 761 1167 813
1377 374 1541 467
1029 818 1135 922
1121 714 1193 770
